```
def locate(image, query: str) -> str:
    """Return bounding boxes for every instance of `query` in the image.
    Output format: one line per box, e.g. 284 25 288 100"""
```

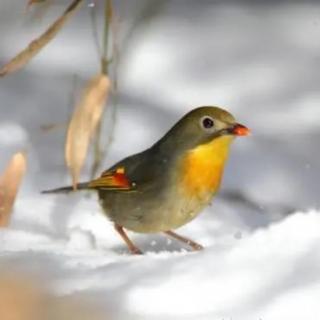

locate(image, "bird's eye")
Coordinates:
201 116 215 129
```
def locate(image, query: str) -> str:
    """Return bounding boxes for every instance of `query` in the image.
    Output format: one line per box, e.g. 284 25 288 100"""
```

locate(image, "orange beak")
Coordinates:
231 123 250 136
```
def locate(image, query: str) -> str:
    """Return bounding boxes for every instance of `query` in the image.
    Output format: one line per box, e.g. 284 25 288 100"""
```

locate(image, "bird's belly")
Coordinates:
157 193 211 231
119 200 207 233
98 188 213 233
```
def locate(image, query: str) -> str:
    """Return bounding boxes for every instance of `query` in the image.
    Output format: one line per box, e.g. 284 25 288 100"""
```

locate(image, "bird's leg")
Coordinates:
164 230 204 251
114 224 143 255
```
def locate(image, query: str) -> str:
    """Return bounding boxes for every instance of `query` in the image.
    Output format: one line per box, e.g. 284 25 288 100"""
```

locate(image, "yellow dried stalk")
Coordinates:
0 0 83 77
0 153 27 227
65 74 111 190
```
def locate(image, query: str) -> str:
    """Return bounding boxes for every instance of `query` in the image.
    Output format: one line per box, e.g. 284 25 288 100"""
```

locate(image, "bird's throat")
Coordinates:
179 135 234 198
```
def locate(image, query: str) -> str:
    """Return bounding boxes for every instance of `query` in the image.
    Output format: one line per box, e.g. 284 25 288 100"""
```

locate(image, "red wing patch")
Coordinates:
88 167 132 190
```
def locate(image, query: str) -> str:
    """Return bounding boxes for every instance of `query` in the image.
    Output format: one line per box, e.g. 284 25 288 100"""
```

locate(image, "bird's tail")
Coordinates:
41 182 91 194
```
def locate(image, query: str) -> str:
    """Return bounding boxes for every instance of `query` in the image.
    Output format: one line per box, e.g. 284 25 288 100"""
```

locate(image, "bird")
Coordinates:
43 106 250 254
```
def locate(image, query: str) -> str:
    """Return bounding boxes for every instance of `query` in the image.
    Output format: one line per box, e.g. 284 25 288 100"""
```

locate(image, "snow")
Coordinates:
1 1 320 319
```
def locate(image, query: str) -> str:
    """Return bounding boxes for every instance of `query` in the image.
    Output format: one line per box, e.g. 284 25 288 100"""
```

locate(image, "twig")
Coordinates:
90 0 113 178
89 1 102 62
0 0 83 77
101 0 112 75
91 119 103 178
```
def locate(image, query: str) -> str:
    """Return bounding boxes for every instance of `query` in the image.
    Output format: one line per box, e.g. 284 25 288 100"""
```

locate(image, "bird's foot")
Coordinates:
164 230 204 252
129 246 144 255
187 241 204 251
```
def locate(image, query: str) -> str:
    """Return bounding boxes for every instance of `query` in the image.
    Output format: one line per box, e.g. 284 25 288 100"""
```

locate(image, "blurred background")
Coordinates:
0 1 320 319
1 0 319 208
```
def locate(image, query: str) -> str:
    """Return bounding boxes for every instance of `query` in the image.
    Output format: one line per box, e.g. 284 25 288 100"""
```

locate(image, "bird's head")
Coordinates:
157 106 250 153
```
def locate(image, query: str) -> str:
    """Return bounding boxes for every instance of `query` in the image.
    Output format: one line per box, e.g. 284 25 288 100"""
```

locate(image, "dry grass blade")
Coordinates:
65 74 111 190
0 0 83 77
0 153 27 227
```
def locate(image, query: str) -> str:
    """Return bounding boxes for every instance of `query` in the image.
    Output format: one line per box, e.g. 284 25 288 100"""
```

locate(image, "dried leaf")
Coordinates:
0 153 27 227
0 270 107 320
0 0 83 77
0 273 43 320
65 74 111 190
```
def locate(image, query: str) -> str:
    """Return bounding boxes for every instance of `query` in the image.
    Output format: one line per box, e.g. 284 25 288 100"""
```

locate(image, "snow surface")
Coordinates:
1 1 320 319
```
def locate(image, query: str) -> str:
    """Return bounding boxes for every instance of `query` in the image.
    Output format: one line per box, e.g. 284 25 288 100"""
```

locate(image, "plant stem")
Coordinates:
101 0 112 75
91 119 103 178
89 2 101 62
91 0 113 178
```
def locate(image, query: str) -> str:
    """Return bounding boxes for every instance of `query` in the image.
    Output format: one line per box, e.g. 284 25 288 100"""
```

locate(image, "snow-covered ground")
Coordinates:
0 1 320 319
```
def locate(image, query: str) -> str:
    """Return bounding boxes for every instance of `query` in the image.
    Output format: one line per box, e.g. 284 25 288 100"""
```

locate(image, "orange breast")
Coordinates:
179 136 233 198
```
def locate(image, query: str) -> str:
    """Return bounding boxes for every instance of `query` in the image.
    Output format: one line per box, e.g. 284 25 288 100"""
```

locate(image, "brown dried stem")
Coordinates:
90 0 114 179
0 0 83 77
